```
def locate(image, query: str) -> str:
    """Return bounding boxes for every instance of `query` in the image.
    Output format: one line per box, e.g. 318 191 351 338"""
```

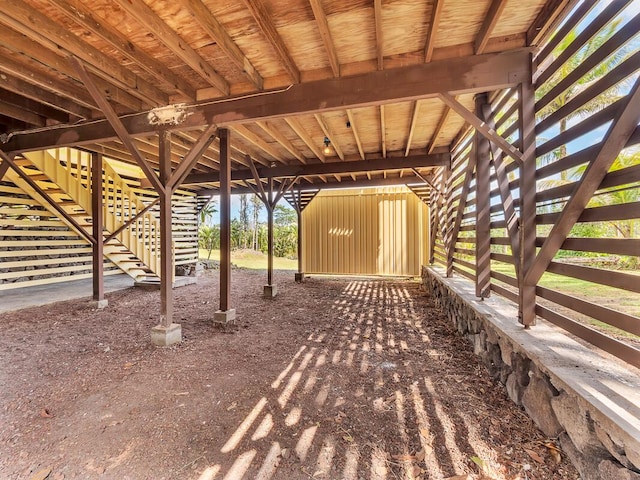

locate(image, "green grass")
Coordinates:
199 248 298 270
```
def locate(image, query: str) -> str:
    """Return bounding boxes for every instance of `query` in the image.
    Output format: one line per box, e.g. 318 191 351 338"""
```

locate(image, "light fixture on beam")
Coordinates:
323 136 332 155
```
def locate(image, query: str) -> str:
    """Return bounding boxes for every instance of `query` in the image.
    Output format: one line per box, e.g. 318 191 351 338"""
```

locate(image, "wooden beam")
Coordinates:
0 0 166 106
314 114 344 160
70 57 164 194
168 124 218 192
232 124 284 163
527 0 575 47
241 0 300 84
111 0 229 95
0 88 70 123
424 0 444 62
181 0 263 90
4 51 531 154
475 94 491 298
380 105 387 157
91 152 105 302
374 0 384 69
525 77 640 288
427 104 452 154
309 0 340 77
158 130 173 327
475 0 509 55
405 101 421 156
48 0 196 100
284 117 326 162
0 100 46 127
0 155 10 181
219 128 231 312
439 92 524 163
346 109 365 160
257 121 307 163
0 49 98 112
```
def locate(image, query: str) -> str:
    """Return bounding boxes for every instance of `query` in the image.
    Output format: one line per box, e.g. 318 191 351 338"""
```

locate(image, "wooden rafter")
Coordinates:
527 0 575 47
167 124 218 192
427 104 452 154
0 71 91 120
346 109 365 160
4 51 531 154
111 0 230 96
284 118 326 162
374 0 384 69
475 0 509 55
1 89 69 124
0 23 143 111
181 0 263 90
405 101 421 156
0 100 45 127
232 125 284 163
380 105 387 157
309 0 340 77
524 77 640 287
241 0 300 84
256 121 307 163
424 0 444 62
439 92 523 162
314 114 344 160
48 0 196 100
0 0 166 106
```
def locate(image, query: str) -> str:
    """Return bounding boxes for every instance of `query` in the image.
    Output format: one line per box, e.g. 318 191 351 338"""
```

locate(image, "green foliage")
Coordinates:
199 200 217 225
198 225 219 259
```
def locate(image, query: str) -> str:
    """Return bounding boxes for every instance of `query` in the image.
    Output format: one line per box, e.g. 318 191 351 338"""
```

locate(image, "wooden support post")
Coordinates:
475 93 491 298
295 190 304 282
158 130 174 328
214 128 236 323
519 75 537 327
0 155 10 180
91 152 106 306
266 177 274 286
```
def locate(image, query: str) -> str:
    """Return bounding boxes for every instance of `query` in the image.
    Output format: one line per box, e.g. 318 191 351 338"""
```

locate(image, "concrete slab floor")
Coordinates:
0 274 135 314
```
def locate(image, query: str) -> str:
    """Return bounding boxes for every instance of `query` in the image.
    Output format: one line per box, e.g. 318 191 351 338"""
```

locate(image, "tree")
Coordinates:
198 225 219 259
274 204 297 226
239 194 250 248
199 199 217 226
250 194 263 250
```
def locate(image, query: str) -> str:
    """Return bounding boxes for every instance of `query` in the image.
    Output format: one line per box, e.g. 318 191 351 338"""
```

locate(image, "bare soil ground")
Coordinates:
0 269 578 480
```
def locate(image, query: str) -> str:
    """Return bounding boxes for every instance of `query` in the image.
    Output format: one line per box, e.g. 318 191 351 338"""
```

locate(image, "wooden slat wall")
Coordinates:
303 187 429 276
0 180 119 291
431 0 640 366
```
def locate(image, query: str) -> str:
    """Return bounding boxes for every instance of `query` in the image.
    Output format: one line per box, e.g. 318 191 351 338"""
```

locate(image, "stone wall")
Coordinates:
422 266 640 480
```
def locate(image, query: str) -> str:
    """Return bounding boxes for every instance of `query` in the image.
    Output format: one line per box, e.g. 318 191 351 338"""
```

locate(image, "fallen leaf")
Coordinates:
470 455 485 469
123 362 134 370
524 448 544 464
415 448 426 462
548 447 561 464
30 467 52 480
444 476 472 480
40 408 53 418
226 402 237 411
419 427 429 438
412 465 422 476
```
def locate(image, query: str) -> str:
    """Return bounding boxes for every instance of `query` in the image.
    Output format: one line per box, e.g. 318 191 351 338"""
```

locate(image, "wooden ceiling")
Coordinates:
0 0 571 192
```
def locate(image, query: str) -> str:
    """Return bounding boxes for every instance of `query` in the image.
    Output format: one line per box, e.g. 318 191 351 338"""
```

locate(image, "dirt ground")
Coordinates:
0 269 579 480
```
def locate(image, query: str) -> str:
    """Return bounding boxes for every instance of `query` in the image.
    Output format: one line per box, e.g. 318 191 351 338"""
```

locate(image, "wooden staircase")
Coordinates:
16 148 162 282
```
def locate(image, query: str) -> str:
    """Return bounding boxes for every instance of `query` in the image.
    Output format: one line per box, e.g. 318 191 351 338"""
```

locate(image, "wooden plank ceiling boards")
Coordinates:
0 0 569 193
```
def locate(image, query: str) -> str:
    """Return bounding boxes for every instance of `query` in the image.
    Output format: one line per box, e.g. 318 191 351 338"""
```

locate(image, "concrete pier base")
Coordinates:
294 273 305 283
151 323 182 346
263 284 278 298
90 299 108 309
213 309 236 325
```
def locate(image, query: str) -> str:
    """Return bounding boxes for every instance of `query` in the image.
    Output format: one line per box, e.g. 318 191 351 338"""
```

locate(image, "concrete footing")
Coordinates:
213 309 236 325
294 273 305 283
151 323 182 346
90 299 108 309
263 284 278 298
